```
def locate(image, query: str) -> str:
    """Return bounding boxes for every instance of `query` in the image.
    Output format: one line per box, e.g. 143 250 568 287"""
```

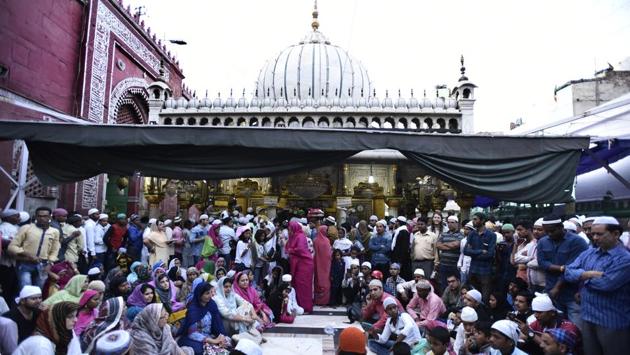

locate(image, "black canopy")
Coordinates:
0 120 589 203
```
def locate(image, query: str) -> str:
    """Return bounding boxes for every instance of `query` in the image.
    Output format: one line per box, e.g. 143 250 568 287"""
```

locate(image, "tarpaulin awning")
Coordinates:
577 139 630 175
0 120 589 203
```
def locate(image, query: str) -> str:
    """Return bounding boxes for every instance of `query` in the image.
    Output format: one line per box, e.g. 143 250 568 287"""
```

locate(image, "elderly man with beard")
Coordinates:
564 216 630 355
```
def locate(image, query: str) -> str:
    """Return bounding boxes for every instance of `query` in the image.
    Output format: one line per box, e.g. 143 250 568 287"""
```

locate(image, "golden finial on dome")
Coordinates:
311 0 319 31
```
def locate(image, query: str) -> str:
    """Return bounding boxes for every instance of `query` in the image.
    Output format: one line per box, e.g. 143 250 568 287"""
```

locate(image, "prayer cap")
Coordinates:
491 320 520 344
568 216 582 226
562 221 577 232
52 208 68 217
15 285 41 304
19 211 30 223
199 214 209 220
129 214 140 221
88 267 101 275
1 208 19 218
211 219 222 226
299 218 308 225
593 216 619 225
88 280 106 292
235 338 262 355
532 293 556 312
582 216 596 223
338 327 367 354
376 219 388 227
416 280 432 289
88 208 99 215
164 219 172 226
389 217 397 224
413 268 425 276
533 218 544 227
247 207 254 213
447 215 459 223
461 306 478 322
116 213 126 220
361 261 372 269
173 216 182 223
396 216 407 224
98 213 109 220
282 274 292 282
350 259 360 267
383 297 397 309
238 216 249 225
226 269 236 278
467 289 483 304
95 330 131 355
501 223 515 231
390 263 400 270
324 216 337 225
368 279 383 288
465 221 474 229
369 215 378 221
545 328 576 351
148 218 157 225
542 215 562 225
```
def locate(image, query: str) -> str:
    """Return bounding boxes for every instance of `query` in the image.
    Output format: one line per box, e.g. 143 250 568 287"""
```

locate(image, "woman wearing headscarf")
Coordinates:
212 276 263 344
262 265 283 300
42 274 87 306
80 296 126 353
154 272 184 313
126 261 142 285
313 225 332 306
34 301 79 355
178 266 200 302
42 260 77 299
355 220 372 259
74 289 101 335
285 220 314 313
131 303 195 355
267 282 296 324
233 270 274 328
178 282 231 355
126 283 156 321
145 220 170 266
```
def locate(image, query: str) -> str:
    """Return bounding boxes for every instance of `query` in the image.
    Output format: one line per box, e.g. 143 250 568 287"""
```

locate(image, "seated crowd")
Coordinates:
0 205 628 355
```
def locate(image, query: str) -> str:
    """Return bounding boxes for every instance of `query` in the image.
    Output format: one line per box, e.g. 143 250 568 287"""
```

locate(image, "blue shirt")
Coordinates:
463 229 496 275
369 232 392 265
190 224 209 255
537 232 588 302
126 224 144 257
564 243 630 329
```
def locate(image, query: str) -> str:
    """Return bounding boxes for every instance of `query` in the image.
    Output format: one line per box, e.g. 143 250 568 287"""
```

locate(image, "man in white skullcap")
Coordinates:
453 306 479 354
565 216 630 355
490 319 527 354
362 279 403 337
2 285 42 344
280 274 304 315
368 297 421 354
368 215 378 229
537 214 588 328
83 208 100 263
396 268 426 301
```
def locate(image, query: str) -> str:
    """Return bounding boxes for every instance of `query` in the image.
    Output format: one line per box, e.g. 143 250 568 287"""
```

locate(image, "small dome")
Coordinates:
212 93 223 108
176 97 187 109
164 97 176 109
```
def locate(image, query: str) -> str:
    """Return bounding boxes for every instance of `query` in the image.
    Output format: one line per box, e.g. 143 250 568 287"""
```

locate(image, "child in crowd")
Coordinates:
330 249 345 307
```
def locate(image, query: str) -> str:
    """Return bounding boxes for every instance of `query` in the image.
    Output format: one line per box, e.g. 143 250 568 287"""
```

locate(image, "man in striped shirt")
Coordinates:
564 216 630 355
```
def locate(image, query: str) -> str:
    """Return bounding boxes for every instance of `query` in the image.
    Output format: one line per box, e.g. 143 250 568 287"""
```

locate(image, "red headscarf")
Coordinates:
286 220 312 259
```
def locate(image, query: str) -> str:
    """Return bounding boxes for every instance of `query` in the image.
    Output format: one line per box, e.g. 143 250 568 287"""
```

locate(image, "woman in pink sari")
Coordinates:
313 225 332 305
233 270 274 328
285 220 314 313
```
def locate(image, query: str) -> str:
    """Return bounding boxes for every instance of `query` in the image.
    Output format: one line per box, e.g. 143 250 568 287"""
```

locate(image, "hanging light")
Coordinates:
368 164 375 183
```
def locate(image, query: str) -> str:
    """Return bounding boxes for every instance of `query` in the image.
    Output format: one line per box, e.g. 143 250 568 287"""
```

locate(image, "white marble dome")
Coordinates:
255 21 372 103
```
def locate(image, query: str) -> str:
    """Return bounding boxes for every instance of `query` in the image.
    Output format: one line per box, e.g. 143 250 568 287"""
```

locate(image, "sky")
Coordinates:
124 0 630 133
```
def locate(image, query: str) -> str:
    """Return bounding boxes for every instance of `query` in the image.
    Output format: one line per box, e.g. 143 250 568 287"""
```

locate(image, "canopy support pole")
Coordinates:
2 141 29 211
584 149 630 190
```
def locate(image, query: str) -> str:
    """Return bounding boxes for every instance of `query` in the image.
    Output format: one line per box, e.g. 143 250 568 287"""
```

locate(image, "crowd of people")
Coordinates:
0 205 629 355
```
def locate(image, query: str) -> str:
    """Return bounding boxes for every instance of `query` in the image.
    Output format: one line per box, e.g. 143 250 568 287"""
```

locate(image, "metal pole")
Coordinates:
16 141 29 211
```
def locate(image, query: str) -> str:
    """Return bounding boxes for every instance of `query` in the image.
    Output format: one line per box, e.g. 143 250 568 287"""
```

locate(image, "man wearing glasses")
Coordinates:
8 207 61 289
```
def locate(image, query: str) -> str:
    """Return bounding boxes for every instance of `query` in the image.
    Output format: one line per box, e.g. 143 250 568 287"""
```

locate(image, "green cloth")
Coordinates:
502 223 515 231
43 274 87 306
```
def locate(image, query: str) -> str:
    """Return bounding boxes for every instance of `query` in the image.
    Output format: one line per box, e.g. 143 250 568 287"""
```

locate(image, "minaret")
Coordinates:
453 55 477 134
312 0 319 31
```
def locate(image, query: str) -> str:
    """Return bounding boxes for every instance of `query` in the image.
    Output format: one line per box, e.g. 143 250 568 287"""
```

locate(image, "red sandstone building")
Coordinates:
0 0 190 214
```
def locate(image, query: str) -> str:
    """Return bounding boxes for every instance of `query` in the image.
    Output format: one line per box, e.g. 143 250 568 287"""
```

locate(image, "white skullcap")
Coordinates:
164 219 172 226
98 213 108 220
118 247 127 254
383 297 397 309
532 293 557 312
88 208 99 215
350 259 360 267
299 218 308 225
376 219 388 227
369 215 378 221
416 280 432 289
389 217 397 224
281 274 292 282
465 221 474 229
460 306 478 322
368 279 383 288
413 268 425 276
148 218 157 225
208 219 220 226
247 207 254 213
582 216 596 223
95 329 131 353
19 211 30 223
88 267 101 275
492 320 520 344
467 289 483 304
563 221 577 232
542 216 562 225
397 216 407 223
534 218 544 227
226 269 236 278
447 215 459 223
495 221 503 227
234 338 263 355
593 216 619 225
361 261 372 269
324 216 337 225
15 285 42 304
238 217 249 225
568 217 582 227
199 214 209 220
